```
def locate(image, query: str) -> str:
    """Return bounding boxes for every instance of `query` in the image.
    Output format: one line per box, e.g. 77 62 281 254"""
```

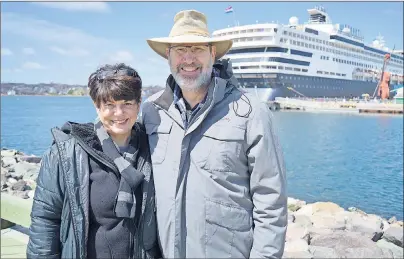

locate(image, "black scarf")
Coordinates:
94 119 145 218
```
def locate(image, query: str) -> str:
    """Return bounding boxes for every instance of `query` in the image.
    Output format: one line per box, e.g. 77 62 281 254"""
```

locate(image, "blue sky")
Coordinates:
1 1 403 86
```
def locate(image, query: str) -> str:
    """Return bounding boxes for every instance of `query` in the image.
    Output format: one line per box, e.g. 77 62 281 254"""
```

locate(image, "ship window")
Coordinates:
294 68 301 71
342 74 346 76
330 72 335 75
302 69 308 72
278 66 284 70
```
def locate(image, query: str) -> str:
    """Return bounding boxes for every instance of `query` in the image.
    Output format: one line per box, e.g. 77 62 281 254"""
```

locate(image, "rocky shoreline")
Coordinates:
286 198 403 258
1 148 40 199
1 148 403 258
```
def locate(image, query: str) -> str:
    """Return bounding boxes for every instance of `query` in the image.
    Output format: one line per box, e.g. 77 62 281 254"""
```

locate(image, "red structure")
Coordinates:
378 71 390 99
374 53 391 99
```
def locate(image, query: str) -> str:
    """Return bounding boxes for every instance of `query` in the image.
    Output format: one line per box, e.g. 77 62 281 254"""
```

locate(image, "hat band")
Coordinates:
170 29 210 38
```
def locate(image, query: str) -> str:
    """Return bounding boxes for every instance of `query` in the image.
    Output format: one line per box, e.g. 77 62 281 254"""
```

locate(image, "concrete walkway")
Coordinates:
1 225 29 258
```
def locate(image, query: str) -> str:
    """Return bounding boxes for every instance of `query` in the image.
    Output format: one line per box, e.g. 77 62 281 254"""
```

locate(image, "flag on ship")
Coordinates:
225 6 233 13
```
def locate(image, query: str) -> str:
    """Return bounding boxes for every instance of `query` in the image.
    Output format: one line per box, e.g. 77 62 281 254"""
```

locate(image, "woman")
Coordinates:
27 63 161 259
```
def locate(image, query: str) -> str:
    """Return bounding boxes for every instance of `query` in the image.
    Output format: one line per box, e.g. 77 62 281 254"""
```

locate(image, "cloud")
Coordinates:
1 68 22 73
22 62 45 70
1 48 13 56
2 12 113 48
50 46 89 57
382 9 401 15
1 68 12 73
33 2 110 13
1 12 171 85
108 50 134 63
22 47 36 55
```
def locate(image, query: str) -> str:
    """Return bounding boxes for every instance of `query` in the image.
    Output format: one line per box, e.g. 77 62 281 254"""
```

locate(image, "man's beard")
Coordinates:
169 58 213 92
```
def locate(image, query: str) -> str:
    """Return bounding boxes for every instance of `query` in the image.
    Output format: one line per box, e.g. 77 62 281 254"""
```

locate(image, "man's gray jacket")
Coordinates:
141 61 287 258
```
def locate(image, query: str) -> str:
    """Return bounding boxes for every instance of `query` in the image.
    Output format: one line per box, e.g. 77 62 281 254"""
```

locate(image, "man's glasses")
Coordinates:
169 44 211 56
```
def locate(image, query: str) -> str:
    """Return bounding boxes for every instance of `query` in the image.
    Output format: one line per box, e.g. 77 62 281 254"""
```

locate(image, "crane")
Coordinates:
372 47 395 99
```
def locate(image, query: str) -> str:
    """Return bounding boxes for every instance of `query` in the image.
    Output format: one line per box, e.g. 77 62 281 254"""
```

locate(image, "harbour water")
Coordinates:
1 96 403 220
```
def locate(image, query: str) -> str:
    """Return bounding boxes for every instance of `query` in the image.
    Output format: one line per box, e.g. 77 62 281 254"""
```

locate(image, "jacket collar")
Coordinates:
153 59 237 112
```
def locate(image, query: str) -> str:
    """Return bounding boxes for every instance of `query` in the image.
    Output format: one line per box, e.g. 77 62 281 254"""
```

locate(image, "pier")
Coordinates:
273 97 403 114
1 193 32 258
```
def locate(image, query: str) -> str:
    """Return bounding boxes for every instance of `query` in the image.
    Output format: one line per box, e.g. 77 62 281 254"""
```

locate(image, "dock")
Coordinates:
1 193 33 258
273 97 403 114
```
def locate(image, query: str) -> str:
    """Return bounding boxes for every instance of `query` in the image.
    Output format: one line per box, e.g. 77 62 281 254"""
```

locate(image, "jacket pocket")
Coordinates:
145 121 172 164
205 198 253 258
200 124 245 172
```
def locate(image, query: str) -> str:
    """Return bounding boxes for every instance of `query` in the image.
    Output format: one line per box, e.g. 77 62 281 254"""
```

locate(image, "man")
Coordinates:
141 9 287 258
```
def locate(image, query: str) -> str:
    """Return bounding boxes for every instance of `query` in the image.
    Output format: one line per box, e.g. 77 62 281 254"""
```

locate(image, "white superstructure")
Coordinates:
212 6 404 100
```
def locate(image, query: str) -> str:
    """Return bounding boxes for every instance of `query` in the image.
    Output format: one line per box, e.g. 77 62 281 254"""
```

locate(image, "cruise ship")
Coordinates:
212 6 404 101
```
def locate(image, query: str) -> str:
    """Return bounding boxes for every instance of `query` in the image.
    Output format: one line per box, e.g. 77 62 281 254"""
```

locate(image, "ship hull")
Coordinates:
234 73 392 101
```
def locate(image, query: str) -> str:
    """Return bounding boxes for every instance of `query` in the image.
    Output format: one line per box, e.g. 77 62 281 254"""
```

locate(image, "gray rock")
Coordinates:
288 197 307 212
383 220 391 231
377 239 404 258
346 213 383 237
10 161 40 180
308 227 334 240
372 231 384 242
309 245 340 258
7 177 17 185
389 217 398 224
1 149 17 157
285 239 310 253
19 156 42 164
294 214 313 228
344 247 394 258
348 206 368 216
10 190 29 199
311 214 346 230
286 224 310 243
17 191 30 199
283 250 312 258
383 227 404 247
10 179 27 191
288 213 295 223
9 172 23 181
310 230 382 256
28 190 36 199
1 156 17 168
1 171 7 186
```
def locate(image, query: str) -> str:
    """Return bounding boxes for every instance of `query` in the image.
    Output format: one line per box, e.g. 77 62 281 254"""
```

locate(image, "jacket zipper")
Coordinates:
73 133 139 259
51 132 82 258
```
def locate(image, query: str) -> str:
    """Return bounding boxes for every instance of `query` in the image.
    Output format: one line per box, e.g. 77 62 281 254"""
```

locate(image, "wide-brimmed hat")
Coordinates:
147 10 233 59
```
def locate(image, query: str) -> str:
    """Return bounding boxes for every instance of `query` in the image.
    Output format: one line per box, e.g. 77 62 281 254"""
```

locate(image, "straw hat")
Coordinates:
147 10 233 59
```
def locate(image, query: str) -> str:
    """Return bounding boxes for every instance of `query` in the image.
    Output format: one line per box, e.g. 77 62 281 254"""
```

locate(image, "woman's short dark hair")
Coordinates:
88 63 142 107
